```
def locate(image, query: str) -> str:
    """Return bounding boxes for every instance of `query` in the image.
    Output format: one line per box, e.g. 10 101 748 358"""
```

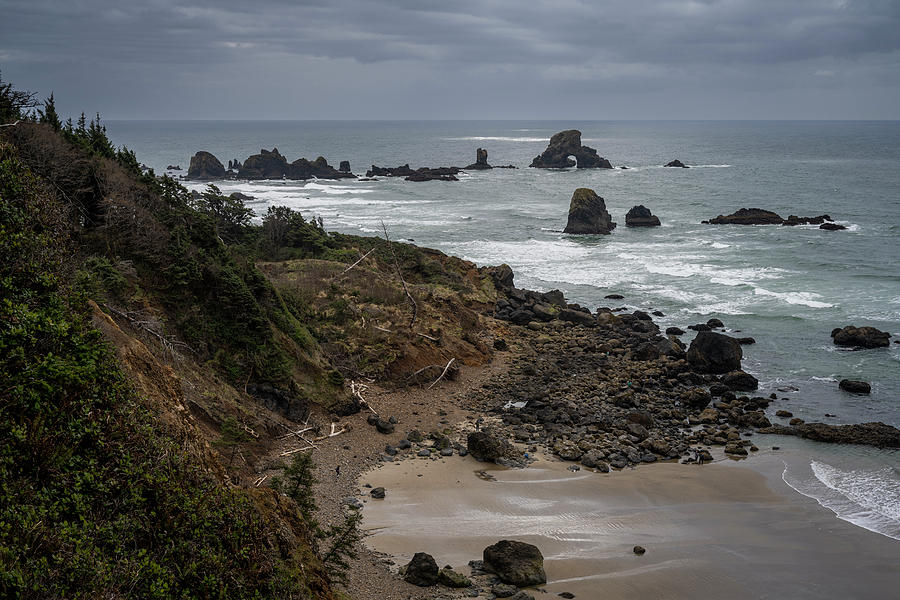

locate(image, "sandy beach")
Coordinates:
360 452 900 599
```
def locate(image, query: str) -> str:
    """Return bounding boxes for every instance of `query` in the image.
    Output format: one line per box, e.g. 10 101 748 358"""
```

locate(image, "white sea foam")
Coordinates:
810 376 839 383
443 136 547 142
304 182 373 195
753 287 834 308
784 461 900 541
691 164 732 168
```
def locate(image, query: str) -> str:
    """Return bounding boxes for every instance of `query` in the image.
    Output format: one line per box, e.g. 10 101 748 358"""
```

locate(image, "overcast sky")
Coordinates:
1 0 899 119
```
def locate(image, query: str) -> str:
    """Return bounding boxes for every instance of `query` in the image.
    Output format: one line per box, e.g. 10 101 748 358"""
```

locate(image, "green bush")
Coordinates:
0 146 327 599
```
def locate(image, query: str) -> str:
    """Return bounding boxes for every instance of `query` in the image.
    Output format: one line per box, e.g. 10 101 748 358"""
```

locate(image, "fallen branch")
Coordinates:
381 220 418 328
427 358 457 390
373 325 393 334
276 426 315 441
102 303 195 361
335 246 378 279
416 331 439 342
254 474 268 487
351 381 378 415
0 120 21 129
280 445 315 457
313 422 351 441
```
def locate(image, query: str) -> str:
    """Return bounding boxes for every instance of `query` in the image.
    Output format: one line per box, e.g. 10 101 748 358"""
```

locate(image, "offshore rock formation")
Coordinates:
703 208 839 227
704 208 784 225
237 148 355 180
625 205 661 227
831 325 892 348
664 159 689 168
465 148 492 170
366 164 460 181
563 188 616 234
758 422 900 448
187 151 226 180
530 130 613 169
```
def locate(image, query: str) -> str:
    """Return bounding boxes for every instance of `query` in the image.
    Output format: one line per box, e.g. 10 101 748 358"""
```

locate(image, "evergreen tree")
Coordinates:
38 92 62 130
0 70 38 123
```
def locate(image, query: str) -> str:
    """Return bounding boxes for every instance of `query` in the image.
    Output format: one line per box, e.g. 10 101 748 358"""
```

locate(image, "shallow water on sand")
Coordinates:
361 453 900 599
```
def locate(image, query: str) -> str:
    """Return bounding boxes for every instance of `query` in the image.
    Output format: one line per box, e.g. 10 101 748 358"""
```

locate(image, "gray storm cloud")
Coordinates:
1 0 898 118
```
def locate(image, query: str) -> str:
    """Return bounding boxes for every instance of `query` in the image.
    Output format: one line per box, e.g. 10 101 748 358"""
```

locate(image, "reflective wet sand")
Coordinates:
361 454 899 599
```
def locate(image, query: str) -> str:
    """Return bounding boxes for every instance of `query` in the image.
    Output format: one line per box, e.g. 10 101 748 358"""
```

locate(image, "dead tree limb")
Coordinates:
334 245 378 279
381 220 418 328
416 332 439 342
427 358 456 390
280 445 315 457
351 381 378 415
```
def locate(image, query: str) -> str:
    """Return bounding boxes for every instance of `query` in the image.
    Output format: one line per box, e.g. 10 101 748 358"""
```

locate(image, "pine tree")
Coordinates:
213 417 251 467
38 92 62 130
319 511 363 586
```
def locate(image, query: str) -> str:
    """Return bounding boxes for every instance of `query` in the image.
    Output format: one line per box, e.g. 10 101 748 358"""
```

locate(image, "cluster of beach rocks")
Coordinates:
470 268 900 465
400 540 550 600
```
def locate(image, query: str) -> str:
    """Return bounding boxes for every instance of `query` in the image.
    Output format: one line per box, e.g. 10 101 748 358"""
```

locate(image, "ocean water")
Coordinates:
106 120 900 539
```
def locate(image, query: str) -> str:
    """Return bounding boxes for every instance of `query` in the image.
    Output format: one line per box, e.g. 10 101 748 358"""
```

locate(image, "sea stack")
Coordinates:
465 148 492 170
530 130 613 169
625 205 661 227
187 151 226 180
563 188 616 234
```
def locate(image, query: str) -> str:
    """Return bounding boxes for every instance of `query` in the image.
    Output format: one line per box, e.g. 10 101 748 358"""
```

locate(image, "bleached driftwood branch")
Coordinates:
427 358 457 390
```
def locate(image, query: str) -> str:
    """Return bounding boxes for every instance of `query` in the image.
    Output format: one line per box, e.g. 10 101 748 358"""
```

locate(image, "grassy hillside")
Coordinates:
0 79 500 598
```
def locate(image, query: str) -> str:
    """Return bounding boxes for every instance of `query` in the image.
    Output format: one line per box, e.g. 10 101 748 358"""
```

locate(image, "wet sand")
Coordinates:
360 452 900 599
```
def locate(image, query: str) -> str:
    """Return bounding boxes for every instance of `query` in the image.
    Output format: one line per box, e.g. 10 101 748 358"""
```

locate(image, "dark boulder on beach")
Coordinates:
686 331 743 374
704 208 784 225
483 540 547 587
467 430 515 462
403 552 439 586
530 130 612 169
465 147 493 170
839 379 871 394
563 188 616 235
831 325 891 348
438 566 471 588
187 151 226 180
625 205 661 227
666 326 685 336
758 422 900 448
722 370 759 391
664 159 689 168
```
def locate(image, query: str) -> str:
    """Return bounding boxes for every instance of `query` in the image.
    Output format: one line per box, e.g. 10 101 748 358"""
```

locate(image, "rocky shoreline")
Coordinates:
297 251 897 599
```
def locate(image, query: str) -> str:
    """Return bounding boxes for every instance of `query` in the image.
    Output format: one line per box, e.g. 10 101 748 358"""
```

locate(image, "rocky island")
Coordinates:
530 129 613 169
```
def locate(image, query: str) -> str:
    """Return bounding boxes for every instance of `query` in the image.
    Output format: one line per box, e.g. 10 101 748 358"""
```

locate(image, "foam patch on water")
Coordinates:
753 287 834 308
304 182 373 194
783 461 900 540
443 136 547 142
